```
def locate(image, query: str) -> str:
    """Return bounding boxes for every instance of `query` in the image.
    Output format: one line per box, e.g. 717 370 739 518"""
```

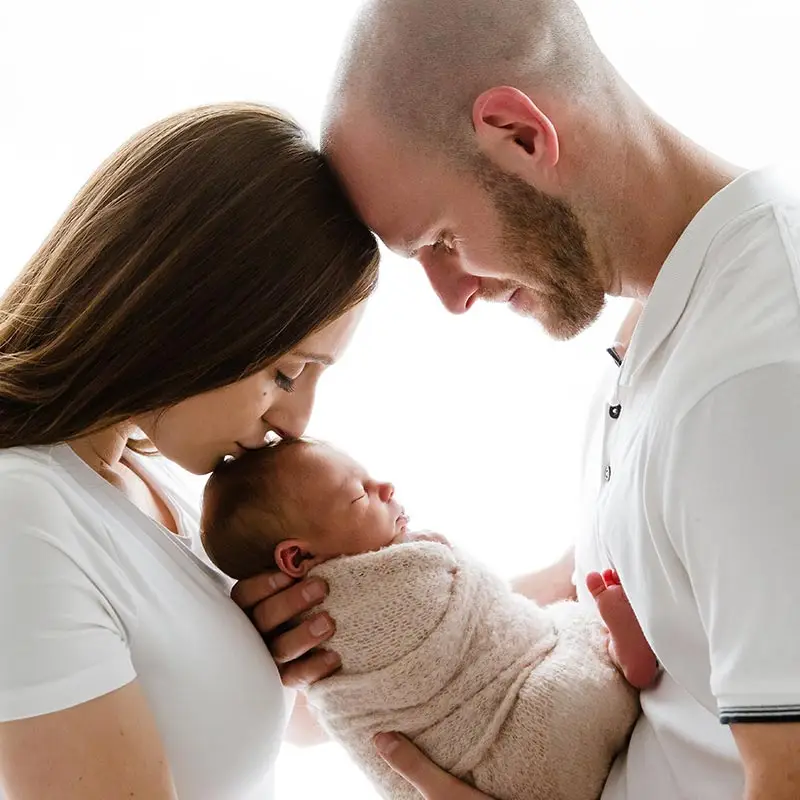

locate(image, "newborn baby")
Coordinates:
201 440 655 800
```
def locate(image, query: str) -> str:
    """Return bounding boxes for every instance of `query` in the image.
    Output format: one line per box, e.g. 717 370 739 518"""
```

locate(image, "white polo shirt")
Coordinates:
573 164 800 799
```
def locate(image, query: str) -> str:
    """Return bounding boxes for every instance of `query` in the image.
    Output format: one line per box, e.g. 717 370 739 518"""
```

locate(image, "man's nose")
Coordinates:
420 254 480 315
377 482 395 502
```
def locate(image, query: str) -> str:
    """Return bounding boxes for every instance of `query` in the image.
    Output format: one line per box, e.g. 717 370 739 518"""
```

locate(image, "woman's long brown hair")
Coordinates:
0 103 379 448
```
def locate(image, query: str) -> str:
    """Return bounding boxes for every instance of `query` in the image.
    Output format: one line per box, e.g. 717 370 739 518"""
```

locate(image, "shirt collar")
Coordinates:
617 164 800 386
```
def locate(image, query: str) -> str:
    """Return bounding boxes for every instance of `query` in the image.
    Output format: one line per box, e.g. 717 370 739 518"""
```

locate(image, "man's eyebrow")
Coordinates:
293 351 334 366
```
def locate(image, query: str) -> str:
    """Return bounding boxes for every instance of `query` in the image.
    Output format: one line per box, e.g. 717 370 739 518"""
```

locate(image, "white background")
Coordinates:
2 1 799 797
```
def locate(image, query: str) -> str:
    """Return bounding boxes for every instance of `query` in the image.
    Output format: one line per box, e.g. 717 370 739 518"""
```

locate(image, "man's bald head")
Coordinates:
324 0 611 158
322 0 627 341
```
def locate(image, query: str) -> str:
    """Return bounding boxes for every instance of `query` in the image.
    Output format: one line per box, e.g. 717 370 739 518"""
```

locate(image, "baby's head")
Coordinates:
201 439 409 580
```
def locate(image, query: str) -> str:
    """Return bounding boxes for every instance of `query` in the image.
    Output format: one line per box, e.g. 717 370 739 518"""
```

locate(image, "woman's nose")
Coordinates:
265 385 315 439
377 482 394 502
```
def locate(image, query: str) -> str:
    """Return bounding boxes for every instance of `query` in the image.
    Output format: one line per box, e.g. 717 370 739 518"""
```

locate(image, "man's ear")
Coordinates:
274 539 318 579
471 86 560 180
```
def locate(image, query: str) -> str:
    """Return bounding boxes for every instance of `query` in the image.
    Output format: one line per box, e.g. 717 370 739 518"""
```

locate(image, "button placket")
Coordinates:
596 381 629 568
601 390 625 487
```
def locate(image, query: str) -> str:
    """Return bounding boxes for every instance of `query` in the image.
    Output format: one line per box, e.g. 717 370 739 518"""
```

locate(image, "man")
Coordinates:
235 1 800 797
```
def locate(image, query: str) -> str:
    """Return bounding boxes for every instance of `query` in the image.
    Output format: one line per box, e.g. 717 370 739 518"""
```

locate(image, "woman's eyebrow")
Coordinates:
293 350 334 366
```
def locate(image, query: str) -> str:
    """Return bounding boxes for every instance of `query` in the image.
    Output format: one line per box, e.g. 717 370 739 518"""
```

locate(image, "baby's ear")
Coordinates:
274 539 317 579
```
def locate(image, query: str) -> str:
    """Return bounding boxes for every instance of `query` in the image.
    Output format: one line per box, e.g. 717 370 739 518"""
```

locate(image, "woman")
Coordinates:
0 103 378 799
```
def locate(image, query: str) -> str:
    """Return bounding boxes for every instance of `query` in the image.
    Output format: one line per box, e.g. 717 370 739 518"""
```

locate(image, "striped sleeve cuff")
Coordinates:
720 704 800 725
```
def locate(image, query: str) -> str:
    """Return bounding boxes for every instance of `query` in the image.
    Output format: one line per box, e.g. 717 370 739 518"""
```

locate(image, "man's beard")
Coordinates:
475 159 606 340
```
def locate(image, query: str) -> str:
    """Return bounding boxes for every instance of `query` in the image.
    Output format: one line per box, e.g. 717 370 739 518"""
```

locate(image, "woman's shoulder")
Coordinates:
0 445 72 495
0 445 100 534
0 443 58 470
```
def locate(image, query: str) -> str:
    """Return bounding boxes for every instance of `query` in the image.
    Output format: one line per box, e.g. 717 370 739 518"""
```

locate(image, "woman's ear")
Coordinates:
274 539 318 579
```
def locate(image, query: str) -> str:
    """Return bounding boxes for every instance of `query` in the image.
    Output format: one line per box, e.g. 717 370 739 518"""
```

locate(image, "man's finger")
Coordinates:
269 613 335 664
249 578 328 634
279 648 341 690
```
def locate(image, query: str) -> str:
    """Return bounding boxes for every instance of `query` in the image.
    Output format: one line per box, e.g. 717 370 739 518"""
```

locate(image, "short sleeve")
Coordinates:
0 472 137 721
664 363 800 724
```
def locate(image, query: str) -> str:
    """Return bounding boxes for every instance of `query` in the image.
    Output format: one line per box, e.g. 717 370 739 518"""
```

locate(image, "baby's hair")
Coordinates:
201 438 318 580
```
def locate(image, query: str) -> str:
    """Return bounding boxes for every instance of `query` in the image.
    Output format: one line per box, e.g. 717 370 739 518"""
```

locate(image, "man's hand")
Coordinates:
732 722 800 798
230 571 340 688
374 733 495 799
510 547 576 606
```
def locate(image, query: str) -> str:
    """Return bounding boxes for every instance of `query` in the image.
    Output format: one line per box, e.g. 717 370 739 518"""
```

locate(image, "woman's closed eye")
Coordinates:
275 363 307 393
274 371 296 393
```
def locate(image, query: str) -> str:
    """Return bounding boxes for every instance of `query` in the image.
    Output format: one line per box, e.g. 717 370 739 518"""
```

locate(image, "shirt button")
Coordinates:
609 404 621 419
604 464 612 482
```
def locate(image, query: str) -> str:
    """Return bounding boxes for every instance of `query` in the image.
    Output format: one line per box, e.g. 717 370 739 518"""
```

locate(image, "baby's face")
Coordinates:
287 444 409 558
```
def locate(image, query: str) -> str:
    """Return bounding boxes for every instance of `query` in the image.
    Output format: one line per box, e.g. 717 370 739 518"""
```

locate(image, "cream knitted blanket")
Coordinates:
305 542 639 800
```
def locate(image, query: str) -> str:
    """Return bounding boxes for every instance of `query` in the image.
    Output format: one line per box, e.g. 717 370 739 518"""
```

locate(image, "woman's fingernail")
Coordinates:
269 573 293 591
323 650 341 667
302 580 326 603
309 615 332 637
374 732 400 756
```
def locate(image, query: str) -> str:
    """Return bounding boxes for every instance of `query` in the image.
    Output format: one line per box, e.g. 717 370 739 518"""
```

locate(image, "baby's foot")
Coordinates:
586 570 659 690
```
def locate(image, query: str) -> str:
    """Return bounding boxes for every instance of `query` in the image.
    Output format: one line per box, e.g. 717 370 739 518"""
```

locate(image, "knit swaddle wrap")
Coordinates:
306 542 639 800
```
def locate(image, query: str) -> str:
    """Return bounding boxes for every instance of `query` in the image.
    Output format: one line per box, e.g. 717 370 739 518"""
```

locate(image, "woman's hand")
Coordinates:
374 733 495 799
230 571 340 688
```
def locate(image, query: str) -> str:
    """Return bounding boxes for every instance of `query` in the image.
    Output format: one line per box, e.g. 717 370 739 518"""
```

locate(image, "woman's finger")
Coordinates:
248 578 328 635
230 571 294 610
374 733 491 799
279 648 342 690
269 613 336 664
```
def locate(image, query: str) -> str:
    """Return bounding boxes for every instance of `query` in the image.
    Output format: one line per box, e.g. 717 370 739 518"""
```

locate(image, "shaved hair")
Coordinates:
325 0 612 158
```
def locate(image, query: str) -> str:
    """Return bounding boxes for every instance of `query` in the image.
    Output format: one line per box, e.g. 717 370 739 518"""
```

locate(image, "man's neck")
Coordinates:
615 120 744 300
571 93 744 302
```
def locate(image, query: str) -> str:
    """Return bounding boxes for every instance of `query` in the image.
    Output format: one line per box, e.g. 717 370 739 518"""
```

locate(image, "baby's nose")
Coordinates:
377 482 395 502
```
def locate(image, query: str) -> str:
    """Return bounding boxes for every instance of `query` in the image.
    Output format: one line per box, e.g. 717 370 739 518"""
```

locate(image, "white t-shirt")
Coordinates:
574 164 800 799
0 443 289 799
